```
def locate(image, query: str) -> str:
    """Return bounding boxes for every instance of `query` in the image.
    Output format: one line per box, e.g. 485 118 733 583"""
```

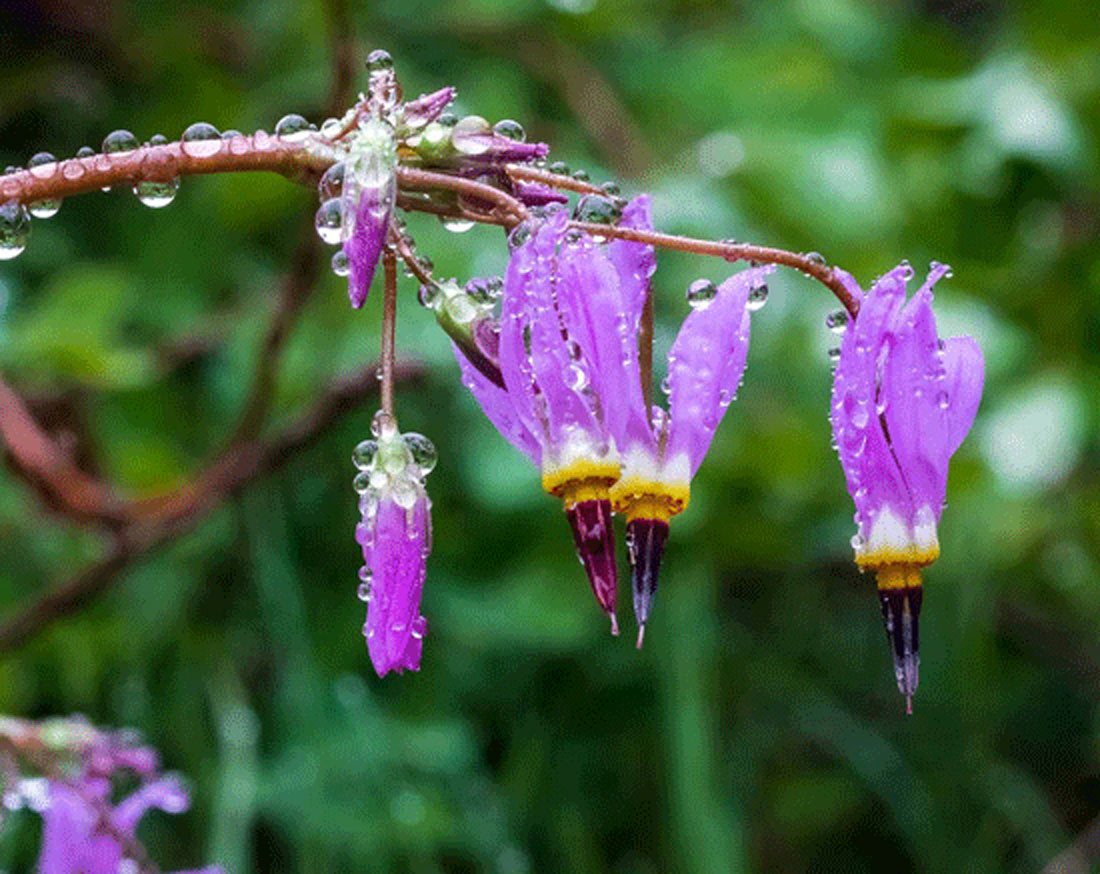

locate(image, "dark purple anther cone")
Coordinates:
877 584 922 714
564 499 620 635
626 517 669 649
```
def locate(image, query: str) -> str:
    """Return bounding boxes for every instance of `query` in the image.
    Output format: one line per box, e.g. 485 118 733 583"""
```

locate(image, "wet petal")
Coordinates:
882 288 950 518
942 335 984 457
666 266 771 476
364 495 431 677
455 343 541 464
831 265 911 526
342 119 397 309
607 194 656 331
556 232 652 454
112 775 189 833
512 179 569 206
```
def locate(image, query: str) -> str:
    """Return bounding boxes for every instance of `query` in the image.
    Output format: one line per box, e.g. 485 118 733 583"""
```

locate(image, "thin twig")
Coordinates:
571 221 860 316
380 248 398 417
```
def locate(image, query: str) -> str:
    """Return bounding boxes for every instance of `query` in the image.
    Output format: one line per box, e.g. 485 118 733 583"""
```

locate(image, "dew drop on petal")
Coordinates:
686 278 717 309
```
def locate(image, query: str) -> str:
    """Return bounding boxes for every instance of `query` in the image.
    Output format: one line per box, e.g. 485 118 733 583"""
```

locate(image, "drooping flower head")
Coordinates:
830 262 984 707
456 206 647 632
597 200 773 644
353 412 437 677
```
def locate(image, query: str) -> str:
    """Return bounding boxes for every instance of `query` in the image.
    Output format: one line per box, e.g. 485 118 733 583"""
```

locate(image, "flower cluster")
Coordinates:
309 55 985 706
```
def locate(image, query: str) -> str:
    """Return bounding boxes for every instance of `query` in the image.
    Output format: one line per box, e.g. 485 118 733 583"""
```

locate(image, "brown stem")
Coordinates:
380 248 398 418
505 164 604 196
571 221 860 316
396 166 528 226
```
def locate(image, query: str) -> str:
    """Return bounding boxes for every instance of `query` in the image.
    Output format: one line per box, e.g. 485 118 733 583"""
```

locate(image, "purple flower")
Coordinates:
455 208 630 632
450 116 549 165
341 117 397 309
830 262 984 707
603 199 770 643
30 724 220 874
38 776 213 874
353 416 435 676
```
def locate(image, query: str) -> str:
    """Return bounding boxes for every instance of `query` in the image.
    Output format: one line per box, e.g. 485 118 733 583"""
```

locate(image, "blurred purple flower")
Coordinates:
31 724 220 874
830 262 984 706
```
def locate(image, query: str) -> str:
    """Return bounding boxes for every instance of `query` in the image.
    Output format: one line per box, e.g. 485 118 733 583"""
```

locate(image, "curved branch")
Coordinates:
0 360 425 655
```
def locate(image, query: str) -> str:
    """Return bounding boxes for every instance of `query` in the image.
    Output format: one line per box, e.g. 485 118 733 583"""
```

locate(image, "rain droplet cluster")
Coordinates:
351 411 437 603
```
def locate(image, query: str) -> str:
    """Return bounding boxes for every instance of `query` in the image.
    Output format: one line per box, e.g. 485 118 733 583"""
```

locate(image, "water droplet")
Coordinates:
493 119 526 142
371 410 398 439
411 616 428 639
660 376 671 395
102 129 139 154
572 168 590 181
440 215 474 233
600 181 620 196
937 391 949 409
452 115 492 156
444 292 477 323
28 199 61 219
0 201 30 260
391 479 418 509
320 117 343 139
417 282 439 308
508 224 532 250
357 576 373 602
746 282 769 312
685 278 717 309
353 439 379 470
318 162 345 201
804 251 827 267
825 309 849 334
573 194 620 226
403 433 437 475
366 49 394 73
133 177 180 208
466 276 502 304
315 198 343 245
850 533 865 550
275 114 311 141
331 249 350 277
180 122 222 157
548 160 570 176
827 346 841 362
353 471 372 494
76 146 96 159
27 151 58 180
899 258 914 281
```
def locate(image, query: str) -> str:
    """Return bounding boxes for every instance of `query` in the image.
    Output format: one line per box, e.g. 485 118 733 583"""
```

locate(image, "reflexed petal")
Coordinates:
454 344 541 464
942 335 984 457
831 265 910 524
665 266 770 476
364 495 431 677
607 195 656 331
112 775 189 832
501 211 602 457
882 289 950 518
556 232 652 453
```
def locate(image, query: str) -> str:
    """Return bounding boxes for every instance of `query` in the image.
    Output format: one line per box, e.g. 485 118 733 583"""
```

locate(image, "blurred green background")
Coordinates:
1 0 1098 871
